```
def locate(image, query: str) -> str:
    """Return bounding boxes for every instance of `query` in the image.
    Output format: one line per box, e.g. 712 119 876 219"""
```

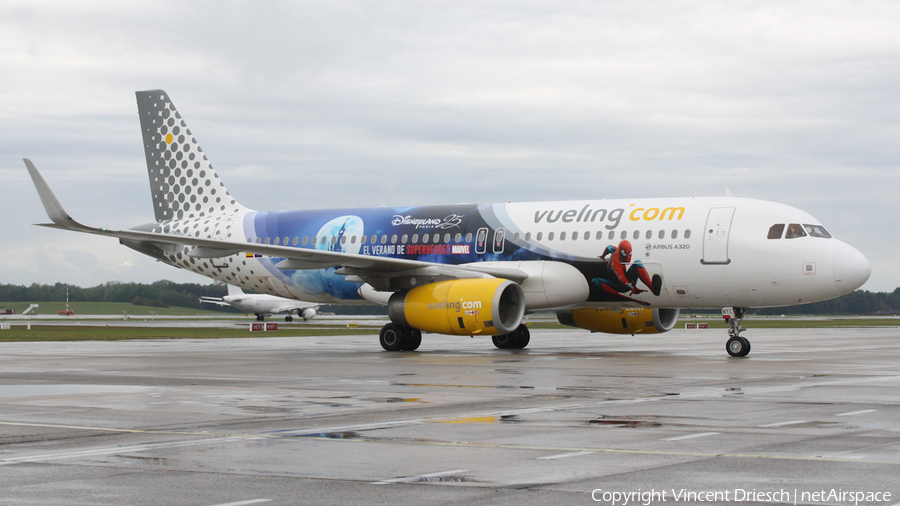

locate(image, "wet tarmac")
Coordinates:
1 327 899 505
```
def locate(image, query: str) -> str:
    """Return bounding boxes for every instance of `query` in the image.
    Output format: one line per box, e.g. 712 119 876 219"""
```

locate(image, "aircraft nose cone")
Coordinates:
833 243 871 295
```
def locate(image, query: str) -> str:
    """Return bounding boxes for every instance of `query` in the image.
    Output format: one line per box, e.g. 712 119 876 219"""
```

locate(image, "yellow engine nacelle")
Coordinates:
388 278 525 336
557 307 680 334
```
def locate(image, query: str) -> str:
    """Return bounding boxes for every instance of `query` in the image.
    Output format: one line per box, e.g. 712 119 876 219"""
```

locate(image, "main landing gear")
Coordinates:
255 314 264 321
723 307 751 357
285 316 293 322
492 324 530 350
379 323 422 351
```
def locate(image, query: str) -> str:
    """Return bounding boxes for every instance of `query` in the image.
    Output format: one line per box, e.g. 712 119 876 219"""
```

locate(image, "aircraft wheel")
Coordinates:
512 325 530 349
403 329 422 351
285 316 293 322
492 333 514 349
726 336 749 357
379 323 407 351
256 314 264 321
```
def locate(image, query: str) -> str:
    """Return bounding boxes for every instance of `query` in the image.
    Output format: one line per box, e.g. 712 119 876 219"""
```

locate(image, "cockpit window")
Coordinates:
785 223 807 239
767 224 785 240
803 224 832 238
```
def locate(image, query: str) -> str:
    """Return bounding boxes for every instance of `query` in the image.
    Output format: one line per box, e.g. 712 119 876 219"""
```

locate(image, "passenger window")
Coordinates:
466 232 474 242
785 223 807 239
572 231 578 240
608 231 614 240
311 236 317 245
412 234 419 243
401 234 408 244
340 236 347 245
350 236 356 244
525 232 532 241
621 231 627 240
560 231 567 240
443 233 450 243
548 232 555 241
803 224 832 238
454 233 462 243
433 233 440 243
283 236 289 245
391 234 398 244
302 236 308 245
658 230 665 239
423 233 430 244
360 235 367 245
767 224 785 240
292 237 299 246
381 234 388 244
265 237 271 245
536 232 543 241
684 230 692 239
633 230 640 240
273 237 280 245
645 230 652 239
513 232 519 242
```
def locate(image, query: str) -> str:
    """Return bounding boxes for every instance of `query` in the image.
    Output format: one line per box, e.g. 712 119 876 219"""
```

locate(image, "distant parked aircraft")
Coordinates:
201 285 318 322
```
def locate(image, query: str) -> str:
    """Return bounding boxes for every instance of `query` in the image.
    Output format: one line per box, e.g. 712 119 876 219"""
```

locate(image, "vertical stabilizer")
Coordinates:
135 90 248 221
227 284 245 296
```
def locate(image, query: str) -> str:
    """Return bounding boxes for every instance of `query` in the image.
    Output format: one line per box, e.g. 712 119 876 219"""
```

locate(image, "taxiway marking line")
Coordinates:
3 420 900 467
759 420 806 428
0 437 249 466
835 409 877 416
371 469 468 485
662 432 720 441
205 500 271 506
538 451 593 460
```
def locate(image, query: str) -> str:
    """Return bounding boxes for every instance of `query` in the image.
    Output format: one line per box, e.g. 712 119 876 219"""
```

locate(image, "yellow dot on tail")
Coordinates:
165 133 173 144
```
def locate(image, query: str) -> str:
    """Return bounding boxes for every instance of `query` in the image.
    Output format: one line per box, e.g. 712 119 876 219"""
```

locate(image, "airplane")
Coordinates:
200 284 318 322
24 89 871 357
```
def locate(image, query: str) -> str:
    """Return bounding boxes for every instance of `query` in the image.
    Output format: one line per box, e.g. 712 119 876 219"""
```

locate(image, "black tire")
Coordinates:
512 325 530 349
285 316 293 322
740 337 751 356
726 336 747 357
492 333 514 349
379 323 407 351
403 329 422 351
256 314 264 321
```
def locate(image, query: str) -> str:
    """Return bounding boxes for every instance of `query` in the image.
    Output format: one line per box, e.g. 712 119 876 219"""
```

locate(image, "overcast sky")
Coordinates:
1 1 898 293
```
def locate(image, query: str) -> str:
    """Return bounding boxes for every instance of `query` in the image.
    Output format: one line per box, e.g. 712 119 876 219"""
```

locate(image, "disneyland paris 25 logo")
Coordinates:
392 214 464 229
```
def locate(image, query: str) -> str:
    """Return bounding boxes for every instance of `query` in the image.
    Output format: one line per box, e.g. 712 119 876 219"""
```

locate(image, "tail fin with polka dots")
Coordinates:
136 90 249 222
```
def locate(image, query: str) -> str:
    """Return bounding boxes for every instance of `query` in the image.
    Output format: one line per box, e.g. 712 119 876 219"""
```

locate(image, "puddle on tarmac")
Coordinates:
296 431 360 439
589 419 662 428
413 475 472 483
0 384 146 397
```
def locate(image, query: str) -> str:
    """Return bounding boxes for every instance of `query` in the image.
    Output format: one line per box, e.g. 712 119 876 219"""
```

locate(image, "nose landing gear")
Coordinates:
723 307 750 357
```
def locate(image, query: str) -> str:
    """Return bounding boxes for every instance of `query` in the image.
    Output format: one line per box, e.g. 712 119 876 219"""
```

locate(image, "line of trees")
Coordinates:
0 281 235 312
0 281 897 315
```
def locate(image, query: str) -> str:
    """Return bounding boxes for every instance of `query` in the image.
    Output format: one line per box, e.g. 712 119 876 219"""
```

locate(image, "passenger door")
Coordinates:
702 208 735 265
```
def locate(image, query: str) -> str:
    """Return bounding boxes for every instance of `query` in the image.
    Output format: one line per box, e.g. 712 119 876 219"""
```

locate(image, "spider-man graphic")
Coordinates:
591 240 663 305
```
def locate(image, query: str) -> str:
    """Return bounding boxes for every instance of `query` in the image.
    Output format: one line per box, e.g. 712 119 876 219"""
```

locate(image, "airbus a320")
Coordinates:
24 90 871 356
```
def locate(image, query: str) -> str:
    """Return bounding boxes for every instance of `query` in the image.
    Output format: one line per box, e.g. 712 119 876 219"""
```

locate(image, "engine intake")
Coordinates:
388 278 525 336
557 307 680 334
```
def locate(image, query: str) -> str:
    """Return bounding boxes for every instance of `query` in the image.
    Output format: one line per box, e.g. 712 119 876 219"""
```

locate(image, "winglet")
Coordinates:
23 159 87 231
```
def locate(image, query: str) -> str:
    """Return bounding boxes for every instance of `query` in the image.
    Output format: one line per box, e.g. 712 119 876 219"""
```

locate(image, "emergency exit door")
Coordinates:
702 208 735 265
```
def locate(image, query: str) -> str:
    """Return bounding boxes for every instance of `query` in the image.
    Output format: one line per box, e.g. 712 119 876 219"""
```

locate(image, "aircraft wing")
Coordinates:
267 303 318 315
25 159 527 290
